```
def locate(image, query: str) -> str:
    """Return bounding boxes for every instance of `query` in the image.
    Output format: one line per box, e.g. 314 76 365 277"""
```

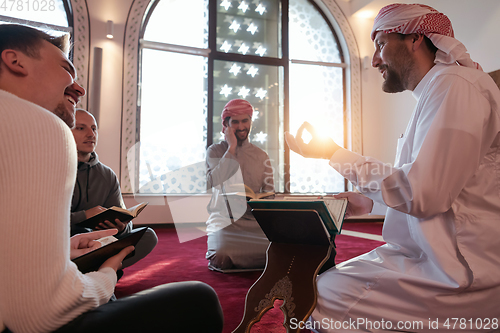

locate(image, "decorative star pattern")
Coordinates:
255 3 266 15
253 131 268 143
255 88 267 99
137 0 348 195
220 0 232 11
246 65 259 77
255 45 267 56
252 110 259 121
247 22 258 35
229 20 241 33
238 1 249 13
229 63 241 75
238 43 250 54
216 1 271 153
220 40 232 53
238 86 250 98
224 15 235 24
220 84 232 97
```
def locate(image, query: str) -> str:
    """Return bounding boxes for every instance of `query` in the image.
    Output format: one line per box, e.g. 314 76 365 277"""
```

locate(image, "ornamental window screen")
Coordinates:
135 0 348 194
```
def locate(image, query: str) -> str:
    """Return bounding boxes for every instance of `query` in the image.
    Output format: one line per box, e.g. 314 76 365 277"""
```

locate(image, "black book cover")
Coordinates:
72 227 147 273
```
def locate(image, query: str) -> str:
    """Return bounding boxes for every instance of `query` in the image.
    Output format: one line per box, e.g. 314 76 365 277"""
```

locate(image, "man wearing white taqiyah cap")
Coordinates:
285 3 500 331
205 99 275 272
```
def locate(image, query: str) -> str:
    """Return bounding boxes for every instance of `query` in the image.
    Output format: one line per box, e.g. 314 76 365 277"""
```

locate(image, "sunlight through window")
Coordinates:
137 0 347 194
0 0 69 35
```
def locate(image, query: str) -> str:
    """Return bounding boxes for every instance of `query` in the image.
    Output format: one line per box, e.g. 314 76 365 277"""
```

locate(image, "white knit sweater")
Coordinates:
0 90 116 333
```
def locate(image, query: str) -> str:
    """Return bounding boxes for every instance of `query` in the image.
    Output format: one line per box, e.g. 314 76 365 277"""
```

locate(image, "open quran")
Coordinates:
248 197 348 245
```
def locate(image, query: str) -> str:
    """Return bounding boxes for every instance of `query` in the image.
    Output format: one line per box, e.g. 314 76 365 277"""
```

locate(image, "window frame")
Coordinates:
121 0 362 195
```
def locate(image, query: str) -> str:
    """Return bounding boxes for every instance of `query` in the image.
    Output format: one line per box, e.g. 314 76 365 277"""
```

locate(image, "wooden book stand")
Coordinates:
233 209 335 333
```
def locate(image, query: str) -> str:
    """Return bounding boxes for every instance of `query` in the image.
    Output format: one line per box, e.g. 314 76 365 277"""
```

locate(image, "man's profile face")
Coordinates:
227 114 252 142
72 111 98 155
372 31 415 93
27 40 85 127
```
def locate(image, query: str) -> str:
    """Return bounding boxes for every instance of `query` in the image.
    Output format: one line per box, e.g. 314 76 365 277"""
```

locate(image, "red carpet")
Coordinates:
341 221 383 235
115 223 384 332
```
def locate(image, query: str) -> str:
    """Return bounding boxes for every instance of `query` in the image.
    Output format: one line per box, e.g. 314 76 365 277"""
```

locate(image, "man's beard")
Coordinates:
382 66 406 93
236 129 249 144
382 48 415 93
53 103 75 128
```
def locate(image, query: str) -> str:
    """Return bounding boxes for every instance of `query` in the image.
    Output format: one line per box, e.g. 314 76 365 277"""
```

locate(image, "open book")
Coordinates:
72 227 147 273
224 183 274 200
248 198 347 245
76 202 148 229
282 196 347 233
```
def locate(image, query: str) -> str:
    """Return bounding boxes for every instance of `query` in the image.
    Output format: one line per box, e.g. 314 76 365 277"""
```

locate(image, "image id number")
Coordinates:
443 318 499 330
1 0 56 12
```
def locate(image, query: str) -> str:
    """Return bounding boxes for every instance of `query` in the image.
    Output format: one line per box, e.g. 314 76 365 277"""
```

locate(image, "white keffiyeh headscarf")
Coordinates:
371 3 482 71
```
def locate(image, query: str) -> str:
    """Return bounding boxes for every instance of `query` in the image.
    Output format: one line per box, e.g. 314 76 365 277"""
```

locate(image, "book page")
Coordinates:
72 227 147 273
321 198 348 231
226 185 274 200
254 192 275 199
282 195 324 201
128 202 148 216
283 196 348 232
225 185 273 200
225 183 255 197
248 200 337 237
110 202 148 217
108 206 132 215
96 235 118 247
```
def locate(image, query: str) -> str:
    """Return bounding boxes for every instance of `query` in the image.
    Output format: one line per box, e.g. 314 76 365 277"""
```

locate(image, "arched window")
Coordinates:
124 0 360 195
0 1 71 39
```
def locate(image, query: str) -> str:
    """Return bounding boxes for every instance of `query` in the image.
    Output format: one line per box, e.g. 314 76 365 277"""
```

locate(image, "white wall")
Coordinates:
86 0 133 176
340 0 500 163
84 0 500 223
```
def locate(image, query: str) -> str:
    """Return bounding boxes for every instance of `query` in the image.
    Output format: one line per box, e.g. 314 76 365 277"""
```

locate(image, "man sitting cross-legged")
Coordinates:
71 108 157 268
0 24 223 333
206 99 274 271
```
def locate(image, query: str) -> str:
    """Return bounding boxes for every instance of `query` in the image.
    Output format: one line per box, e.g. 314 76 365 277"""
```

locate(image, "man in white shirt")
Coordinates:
0 24 222 333
286 4 500 332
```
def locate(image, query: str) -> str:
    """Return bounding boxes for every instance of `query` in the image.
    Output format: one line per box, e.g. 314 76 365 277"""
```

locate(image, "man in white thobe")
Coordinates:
286 3 500 332
206 99 274 271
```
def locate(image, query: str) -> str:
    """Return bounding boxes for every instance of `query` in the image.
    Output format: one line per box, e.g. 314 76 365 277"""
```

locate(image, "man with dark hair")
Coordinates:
206 99 274 271
0 24 222 333
0 24 80 128
71 109 158 268
286 4 500 331
0 23 70 59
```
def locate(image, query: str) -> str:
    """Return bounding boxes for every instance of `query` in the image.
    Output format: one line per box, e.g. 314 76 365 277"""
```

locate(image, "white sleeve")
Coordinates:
0 100 116 333
330 74 496 219
370 201 387 215
261 153 275 193
206 144 240 189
